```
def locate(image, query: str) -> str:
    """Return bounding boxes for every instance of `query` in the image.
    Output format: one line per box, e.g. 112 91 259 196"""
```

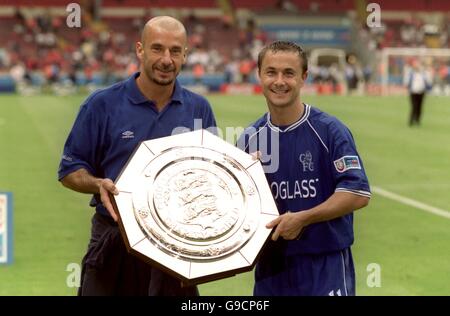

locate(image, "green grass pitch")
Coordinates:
0 93 449 295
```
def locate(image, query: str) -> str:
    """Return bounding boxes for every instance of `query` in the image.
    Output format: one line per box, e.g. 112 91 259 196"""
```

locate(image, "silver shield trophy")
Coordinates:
112 129 279 285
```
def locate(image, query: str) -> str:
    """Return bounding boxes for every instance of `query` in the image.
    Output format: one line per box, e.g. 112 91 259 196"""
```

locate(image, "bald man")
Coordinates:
58 16 216 295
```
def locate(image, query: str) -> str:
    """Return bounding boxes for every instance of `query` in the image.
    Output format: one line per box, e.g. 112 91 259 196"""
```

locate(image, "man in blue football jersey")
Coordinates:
58 16 216 296
238 41 371 296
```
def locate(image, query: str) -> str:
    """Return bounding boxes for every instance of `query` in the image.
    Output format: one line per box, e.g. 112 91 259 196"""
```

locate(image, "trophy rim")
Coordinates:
111 129 279 285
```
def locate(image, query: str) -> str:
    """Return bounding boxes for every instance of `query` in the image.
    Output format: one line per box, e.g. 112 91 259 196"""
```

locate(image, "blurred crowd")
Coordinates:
0 8 270 93
3 8 145 90
1 4 450 95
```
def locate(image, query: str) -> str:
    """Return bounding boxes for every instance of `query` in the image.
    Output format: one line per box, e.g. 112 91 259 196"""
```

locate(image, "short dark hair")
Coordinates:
257 41 308 74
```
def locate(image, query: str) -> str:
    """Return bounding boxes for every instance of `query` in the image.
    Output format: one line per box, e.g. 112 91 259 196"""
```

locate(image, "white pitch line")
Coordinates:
372 186 450 219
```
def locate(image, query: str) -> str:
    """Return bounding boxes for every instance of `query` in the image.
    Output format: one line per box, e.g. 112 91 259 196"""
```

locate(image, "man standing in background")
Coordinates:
405 58 432 126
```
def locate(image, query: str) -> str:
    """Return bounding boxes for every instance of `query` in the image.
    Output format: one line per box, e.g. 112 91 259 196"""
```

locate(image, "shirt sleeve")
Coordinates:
57 100 102 181
329 121 371 198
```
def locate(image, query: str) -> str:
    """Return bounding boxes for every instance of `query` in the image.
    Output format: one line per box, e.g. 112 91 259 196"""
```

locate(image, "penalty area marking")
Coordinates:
372 186 450 220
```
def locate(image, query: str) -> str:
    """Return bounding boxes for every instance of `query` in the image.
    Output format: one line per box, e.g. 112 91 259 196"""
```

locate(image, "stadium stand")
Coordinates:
0 0 449 95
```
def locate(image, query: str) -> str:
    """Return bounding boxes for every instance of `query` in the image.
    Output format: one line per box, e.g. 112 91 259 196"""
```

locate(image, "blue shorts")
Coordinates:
254 247 355 296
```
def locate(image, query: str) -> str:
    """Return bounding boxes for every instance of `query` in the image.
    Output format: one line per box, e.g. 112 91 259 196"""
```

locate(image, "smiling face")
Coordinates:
136 17 187 86
258 50 307 110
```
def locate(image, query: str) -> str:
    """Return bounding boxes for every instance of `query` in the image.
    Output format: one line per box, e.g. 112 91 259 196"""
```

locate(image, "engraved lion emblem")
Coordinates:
174 170 226 229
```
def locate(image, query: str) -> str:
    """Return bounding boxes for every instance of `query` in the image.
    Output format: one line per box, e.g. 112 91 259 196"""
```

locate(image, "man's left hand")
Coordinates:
266 211 310 241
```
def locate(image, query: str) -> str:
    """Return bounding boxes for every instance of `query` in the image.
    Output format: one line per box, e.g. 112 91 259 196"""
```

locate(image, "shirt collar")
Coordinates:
171 79 183 103
127 72 183 105
267 104 310 133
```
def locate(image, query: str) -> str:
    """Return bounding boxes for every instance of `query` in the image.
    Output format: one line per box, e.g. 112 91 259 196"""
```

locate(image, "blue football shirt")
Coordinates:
238 104 370 255
58 72 217 216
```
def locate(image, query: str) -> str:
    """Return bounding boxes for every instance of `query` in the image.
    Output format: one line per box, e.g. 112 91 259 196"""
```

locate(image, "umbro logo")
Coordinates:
121 130 134 139
62 154 73 162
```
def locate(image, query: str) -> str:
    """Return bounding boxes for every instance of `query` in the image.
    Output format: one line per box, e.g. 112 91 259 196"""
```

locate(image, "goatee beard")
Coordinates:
152 78 173 86
144 68 174 86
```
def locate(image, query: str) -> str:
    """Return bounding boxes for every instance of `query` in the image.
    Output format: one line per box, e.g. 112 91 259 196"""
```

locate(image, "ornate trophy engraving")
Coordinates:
112 129 279 285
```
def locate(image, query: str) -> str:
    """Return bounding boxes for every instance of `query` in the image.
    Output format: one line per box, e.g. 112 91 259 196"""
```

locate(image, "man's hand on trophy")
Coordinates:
99 178 119 222
266 211 307 241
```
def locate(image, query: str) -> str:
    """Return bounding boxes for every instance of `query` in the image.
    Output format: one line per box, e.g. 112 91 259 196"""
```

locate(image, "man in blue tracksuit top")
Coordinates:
58 16 216 296
238 41 371 296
